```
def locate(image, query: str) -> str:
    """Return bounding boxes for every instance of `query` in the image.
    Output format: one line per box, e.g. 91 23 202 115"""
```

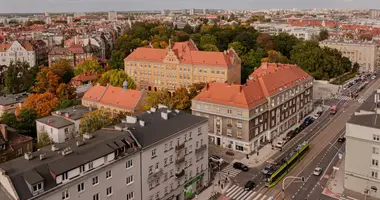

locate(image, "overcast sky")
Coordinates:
0 0 379 13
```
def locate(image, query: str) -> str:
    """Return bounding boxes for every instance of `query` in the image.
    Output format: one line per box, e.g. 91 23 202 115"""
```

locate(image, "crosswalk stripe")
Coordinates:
239 191 254 200
235 190 249 200
229 187 244 199
226 185 240 197
246 191 257 200
252 193 263 200
226 184 238 194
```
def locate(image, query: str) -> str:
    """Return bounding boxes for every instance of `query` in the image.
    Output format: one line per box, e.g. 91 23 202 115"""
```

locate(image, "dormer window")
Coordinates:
32 182 43 193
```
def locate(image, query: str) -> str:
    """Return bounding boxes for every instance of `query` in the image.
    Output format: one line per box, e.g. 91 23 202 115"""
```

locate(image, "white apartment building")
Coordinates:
345 89 380 198
320 40 380 73
0 41 36 67
251 23 320 40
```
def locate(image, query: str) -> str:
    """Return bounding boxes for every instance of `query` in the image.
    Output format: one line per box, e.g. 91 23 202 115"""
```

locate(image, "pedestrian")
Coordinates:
227 172 230 176
225 177 228 183
246 154 249 159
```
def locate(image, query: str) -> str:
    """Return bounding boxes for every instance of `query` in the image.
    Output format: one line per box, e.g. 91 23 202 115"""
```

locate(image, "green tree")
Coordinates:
74 60 103 75
79 110 117 135
175 31 190 42
189 82 206 99
200 34 218 48
36 131 52 148
56 83 76 100
108 50 125 69
172 88 191 111
201 44 219 52
183 23 193 34
273 32 300 58
16 108 38 137
50 59 75 84
143 89 172 110
319 29 329 41
54 99 81 110
97 69 136 88
3 61 36 94
228 42 247 56
352 62 360 73
0 112 17 128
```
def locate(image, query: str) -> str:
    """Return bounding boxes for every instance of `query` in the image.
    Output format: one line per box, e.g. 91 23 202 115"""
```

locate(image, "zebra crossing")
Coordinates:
334 95 367 102
225 185 273 200
220 164 241 177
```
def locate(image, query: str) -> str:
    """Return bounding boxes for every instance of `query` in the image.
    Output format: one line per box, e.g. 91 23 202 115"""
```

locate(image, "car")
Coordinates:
244 181 256 191
261 164 274 176
275 140 286 148
286 130 296 138
209 155 223 165
372 75 376 80
313 167 323 176
313 112 320 119
338 136 346 143
284 135 292 141
304 116 315 126
233 162 249 171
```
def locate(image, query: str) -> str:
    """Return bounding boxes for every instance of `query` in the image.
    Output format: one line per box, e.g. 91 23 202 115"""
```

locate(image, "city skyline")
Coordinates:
0 0 379 13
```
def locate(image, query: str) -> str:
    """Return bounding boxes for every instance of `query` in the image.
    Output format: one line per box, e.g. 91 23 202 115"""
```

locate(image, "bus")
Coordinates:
265 141 310 188
330 106 337 115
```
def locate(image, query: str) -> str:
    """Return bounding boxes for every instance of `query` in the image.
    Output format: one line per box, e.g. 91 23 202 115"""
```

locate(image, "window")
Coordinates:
189 131 192 139
169 141 173 149
92 176 99 185
155 162 159 169
374 147 379 154
126 175 134 185
164 158 168 166
126 159 133 169
126 191 134 200
106 187 112 196
196 141 199 148
227 109 232 114
372 171 378 178
155 192 160 200
88 162 94 170
170 169 173 177
77 183 84 192
62 172 68 181
169 155 173 163
373 159 379 167
152 149 157 158
198 127 202 135
106 170 112 179
165 143 168 151
93 193 99 200
374 135 380 141
149 166 153 174
62 189 69 200
80 165 85 173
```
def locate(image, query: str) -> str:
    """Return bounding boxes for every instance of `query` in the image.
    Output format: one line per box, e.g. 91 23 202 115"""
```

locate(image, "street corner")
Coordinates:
322 187 341 199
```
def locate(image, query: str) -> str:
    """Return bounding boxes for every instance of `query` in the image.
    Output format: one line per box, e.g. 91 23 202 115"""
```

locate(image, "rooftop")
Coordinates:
0 93 28 106
117 107 207 148
0 129 139 200
52 105 93 121
36 116 74 129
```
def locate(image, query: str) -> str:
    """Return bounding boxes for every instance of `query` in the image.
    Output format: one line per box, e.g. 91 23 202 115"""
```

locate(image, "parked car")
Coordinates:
338 136 346 143
244 181 256 191
233 162 249 171
275 140 286 148
209 155 223 165
261 164 275 176
286 130 296 138
313 167 323 176
304 116 315 126
284 135 292 141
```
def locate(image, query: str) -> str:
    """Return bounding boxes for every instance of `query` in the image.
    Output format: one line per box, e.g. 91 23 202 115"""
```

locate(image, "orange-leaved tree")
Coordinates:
33 66 60 94
23 92 59 117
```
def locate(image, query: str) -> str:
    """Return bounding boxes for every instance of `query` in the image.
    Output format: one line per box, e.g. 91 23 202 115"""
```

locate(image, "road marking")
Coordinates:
228 186 243 198
252 193 263 200
230 188 245 199
235 190 251 200
239 190 254 200
226 184 238 194
246 191 257 200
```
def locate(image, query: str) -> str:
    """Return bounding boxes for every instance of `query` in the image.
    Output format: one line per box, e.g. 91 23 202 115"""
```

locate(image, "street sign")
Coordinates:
338 153 343 160
333 166 339 171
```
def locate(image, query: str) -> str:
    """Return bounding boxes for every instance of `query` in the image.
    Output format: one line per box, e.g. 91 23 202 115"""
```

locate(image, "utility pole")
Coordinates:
282 176 305 200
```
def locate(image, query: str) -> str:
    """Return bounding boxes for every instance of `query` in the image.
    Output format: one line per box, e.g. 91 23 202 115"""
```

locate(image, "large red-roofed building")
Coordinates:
124 40 241 92
191 63 313 153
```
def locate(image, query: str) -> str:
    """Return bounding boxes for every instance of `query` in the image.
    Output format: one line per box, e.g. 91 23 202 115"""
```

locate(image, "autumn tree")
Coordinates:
56 83 76 100
256 33 274 51
97 69 136 89
189 82 206 99
172 88 191 111
79 110 117 135
74 60 103 75
50 59 74 83
36 131 52 148
33 66 60 94
23 92 59 117
144 89 172 110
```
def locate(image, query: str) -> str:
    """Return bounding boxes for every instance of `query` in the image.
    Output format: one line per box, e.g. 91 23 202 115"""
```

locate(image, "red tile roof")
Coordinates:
71 73 99 82
125 40 235 67
193 63 312 109
82 85 144 111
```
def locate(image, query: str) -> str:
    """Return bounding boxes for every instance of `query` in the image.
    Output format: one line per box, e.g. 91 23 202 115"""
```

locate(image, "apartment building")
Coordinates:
0 124 33 164
0 93 28 116
124 40 241 92
370 9 380 19
192 63 313 153
252 23 319 40
320 40 380 73
0 129 141 200
48 45 94 68
0 41 36 67
120 106 209 200
345 89 380 198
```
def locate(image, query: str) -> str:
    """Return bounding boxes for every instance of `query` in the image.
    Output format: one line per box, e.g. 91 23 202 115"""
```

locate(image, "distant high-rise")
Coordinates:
67 16 73 24
44 12 49 17
190 8 195 15
45 17 52 25
161 9 169 16
203 8 208 15
108 11 118 21
369 9 380 19
182 9 187 15
74 12 86 18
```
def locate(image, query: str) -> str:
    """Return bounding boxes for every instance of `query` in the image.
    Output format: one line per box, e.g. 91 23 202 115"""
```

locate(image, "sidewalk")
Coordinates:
193 172 232 200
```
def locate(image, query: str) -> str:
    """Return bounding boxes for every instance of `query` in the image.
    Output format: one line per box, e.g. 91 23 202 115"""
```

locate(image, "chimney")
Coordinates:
239 85 243 93
206 83 209 90
139 120 145 127
64 113 70 118
161 112 168 120
0 124 7 142
262 62 268 70
126 116 137 124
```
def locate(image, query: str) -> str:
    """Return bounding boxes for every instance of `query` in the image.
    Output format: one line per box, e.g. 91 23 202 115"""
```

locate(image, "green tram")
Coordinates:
265 141 310 188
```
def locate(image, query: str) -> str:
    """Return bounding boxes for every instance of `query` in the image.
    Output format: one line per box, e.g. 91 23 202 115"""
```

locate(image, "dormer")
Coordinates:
23 169 44 196
163 49 180 64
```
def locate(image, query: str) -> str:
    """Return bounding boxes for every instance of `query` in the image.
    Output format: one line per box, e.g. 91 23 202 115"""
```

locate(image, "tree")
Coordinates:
273 32 300 58
228 42 247 56
56 83 76 100
16 108 38 137
143 89 172 110
172 88 191 111
108 50 125 69
50 59 74 84
3 61 35 94
256 33 274 51
319 29 329 41
36 131 52 148
74 60 103 75
200 34 218 48
79 110 117 135
33 66 60 94
175 31 190 42
189 82 206 99
55 99 81 110
359 33 373 41
201 44 219 52
23 92 59 117
183 23 193 34
352 62 360 73
97 69 136 88
0 112 17 128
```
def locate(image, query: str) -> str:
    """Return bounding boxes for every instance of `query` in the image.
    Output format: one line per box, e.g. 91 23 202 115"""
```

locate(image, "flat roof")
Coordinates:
36 116 74 129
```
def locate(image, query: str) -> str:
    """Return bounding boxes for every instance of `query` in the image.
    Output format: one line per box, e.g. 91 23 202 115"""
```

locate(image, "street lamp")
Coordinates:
282 176 305 200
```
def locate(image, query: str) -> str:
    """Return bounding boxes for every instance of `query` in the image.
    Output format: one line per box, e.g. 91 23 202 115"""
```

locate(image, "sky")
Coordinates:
0 0 379 13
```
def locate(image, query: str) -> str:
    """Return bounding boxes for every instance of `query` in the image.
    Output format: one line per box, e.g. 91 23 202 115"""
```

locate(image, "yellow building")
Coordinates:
124 40 241 92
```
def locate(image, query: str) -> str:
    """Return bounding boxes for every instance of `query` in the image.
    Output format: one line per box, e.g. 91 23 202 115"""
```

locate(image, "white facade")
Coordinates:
0 41 36 67
36 121 75 143
251 23 320 40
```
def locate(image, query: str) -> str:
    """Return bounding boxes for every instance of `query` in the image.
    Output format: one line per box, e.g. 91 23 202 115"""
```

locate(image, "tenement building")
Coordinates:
345 89 380 198
192 62 313 153
124 40 241 92
320 39 380 73
0 107 208 200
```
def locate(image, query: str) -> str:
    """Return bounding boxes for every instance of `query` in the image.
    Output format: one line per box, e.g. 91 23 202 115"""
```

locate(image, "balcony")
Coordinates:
175 155 185 164
175 143 185 151
175 169 185 178
195 144 207 153
148 168 163 181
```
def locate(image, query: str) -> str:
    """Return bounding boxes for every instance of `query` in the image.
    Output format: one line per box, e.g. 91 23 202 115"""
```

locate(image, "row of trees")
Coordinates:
110 22 354 82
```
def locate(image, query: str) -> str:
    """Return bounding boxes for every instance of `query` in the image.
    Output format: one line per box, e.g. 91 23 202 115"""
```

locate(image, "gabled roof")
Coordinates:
82 85 144 111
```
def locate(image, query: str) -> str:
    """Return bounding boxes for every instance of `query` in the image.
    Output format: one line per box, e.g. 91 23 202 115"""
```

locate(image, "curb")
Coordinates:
322 187 341 199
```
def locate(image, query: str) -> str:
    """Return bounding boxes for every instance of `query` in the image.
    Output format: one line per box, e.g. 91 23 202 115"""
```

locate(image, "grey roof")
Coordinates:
123 108 207 148
0 129 139 200
347 113 380 129
52 105 94 121
358 92 378 112
36 116 74 129
0 93 27 106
